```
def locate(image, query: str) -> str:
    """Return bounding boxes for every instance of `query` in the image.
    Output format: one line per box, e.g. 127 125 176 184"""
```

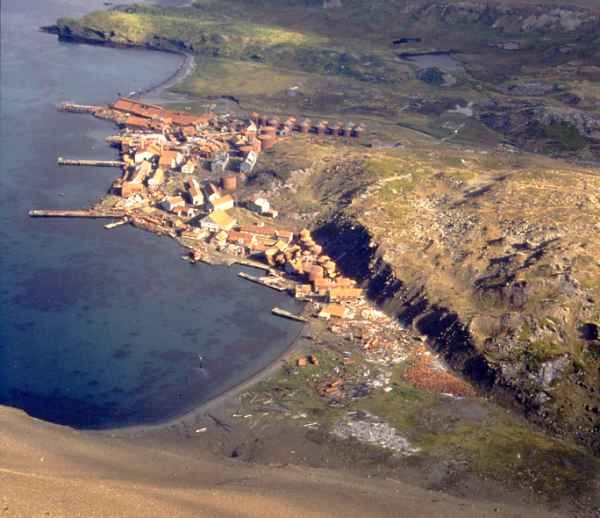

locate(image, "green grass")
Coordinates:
246 349 599 498
420 422 595 496
523 340 567 370
542 122 588 151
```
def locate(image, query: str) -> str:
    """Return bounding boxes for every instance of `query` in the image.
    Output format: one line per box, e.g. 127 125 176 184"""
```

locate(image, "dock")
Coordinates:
29 209 126 219
58 102 101 114
272 307 308 323
105 136 124 145
104 218 129 229
57 157 125 167
238 272 288 292
234 258 278 275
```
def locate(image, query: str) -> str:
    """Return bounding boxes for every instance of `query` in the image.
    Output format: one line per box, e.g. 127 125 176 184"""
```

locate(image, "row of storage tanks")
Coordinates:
249 113 366 138
228 126 276 153
299 229 338 281
265 228 356 288
227 113 366 159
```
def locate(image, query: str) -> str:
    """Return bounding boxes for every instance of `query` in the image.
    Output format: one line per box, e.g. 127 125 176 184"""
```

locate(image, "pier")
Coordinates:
58 102 101 114
238 272 288 292
234 258 278 275
272 307 308 323
57 157 125 167
29 209 126 219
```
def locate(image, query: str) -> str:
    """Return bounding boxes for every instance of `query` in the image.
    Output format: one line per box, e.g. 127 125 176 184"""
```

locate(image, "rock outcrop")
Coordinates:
306 152 600 454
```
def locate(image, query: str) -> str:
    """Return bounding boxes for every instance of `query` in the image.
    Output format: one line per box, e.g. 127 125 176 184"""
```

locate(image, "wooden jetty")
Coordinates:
58 102 101 114
234 258 278 275
104 218 129 229
57 157 125 167
29 209 125 219
238 272 287 292
272 307 307 323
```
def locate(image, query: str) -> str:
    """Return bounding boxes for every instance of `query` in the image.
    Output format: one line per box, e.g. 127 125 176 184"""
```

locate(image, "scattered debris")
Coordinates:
333 411 420 455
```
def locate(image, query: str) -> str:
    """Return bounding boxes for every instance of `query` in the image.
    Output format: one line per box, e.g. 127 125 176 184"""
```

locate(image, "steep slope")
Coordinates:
258 138 600 452
0 406 560 517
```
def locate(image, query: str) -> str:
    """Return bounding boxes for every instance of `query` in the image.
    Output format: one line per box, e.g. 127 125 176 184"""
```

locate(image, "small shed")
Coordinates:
200 210 236 232
209 194 235 212
240 150 258 174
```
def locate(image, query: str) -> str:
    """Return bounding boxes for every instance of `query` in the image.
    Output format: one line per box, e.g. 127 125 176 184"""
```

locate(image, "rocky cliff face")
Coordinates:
306 152 600 454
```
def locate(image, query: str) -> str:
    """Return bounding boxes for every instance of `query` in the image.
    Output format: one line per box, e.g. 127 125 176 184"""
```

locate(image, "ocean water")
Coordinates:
0 0 303 429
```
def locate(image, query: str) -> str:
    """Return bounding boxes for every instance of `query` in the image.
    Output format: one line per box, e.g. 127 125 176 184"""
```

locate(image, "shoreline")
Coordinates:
94 312 309 438
39 31 310 437
133 51 195 100
4 4 599 515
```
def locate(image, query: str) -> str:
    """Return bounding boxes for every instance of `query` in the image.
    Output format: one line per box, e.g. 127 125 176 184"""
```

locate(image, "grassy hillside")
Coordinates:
245 132 600 453
48 0 600 453
51 0 600 157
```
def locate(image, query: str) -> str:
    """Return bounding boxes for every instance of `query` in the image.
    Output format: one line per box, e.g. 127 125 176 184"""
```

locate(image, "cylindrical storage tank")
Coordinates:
308 265 324 282
259 135 276 150
250 112 259 122
300 120 311 134
310 244 323 256
317 121 327 135
251 139 262 153
330 122 342 135
266 117 279 127
324 260 336 272
351 125 365 138
260 126 277 136
222 175 237 191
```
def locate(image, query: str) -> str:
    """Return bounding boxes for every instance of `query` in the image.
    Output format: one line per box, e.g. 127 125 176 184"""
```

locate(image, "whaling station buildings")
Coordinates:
58 98 367 304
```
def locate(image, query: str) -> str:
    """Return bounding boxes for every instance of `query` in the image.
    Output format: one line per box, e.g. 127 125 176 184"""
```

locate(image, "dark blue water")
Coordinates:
0 0 303 429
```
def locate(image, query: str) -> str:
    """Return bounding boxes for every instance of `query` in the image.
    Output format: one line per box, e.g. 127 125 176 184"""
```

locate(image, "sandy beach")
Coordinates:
0 405 564 518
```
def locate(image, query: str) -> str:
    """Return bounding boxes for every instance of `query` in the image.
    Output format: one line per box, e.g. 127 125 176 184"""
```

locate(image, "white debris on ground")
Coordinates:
333 411 420 456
